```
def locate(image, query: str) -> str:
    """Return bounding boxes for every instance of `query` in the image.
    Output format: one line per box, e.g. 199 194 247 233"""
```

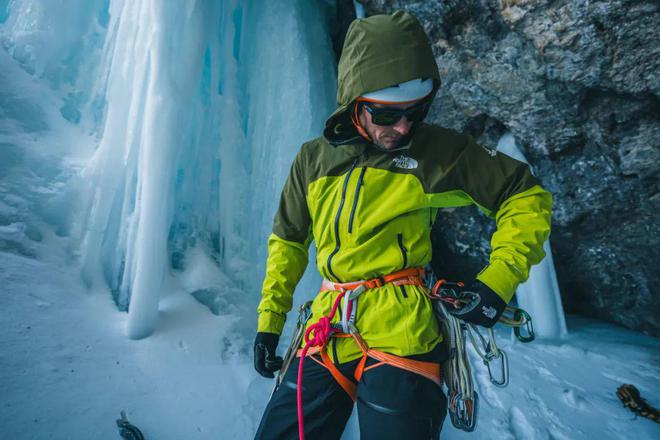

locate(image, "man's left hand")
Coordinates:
447 280 506 328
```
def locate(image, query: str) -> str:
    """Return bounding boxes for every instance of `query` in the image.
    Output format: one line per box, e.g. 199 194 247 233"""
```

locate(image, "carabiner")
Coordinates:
513 308 535 343
273 301 313 393
485 347 509 387
449 391 478 432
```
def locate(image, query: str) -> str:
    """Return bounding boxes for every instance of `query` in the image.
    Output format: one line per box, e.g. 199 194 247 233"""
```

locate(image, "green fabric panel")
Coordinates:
425 190 490 214
257 233 309 334
272 148 312 243
409 126 541 212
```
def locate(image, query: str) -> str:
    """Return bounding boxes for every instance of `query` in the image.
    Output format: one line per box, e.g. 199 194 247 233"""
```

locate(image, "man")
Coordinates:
253 11 551 440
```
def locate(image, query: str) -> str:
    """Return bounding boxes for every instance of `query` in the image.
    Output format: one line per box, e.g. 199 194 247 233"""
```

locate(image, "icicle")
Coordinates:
353 1 366 19
76 0 334 338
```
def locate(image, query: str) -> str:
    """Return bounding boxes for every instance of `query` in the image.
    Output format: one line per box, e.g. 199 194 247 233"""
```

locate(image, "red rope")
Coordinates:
297 291 345 440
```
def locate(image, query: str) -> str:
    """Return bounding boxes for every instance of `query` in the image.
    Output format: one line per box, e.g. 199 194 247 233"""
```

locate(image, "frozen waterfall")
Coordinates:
1 0 335 339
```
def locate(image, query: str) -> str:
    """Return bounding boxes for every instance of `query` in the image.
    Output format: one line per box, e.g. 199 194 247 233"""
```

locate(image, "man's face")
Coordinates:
359 101 418 150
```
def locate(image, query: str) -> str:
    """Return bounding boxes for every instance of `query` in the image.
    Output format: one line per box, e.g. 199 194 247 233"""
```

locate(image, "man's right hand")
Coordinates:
253 332 283 378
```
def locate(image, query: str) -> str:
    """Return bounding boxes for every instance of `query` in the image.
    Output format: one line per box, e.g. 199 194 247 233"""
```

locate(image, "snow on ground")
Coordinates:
1 246 659 440
0 250 258 439
453 316 660 439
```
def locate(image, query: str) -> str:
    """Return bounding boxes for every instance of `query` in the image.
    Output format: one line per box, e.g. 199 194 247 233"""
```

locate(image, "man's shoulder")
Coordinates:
297 135 349 167
291 136 335 180
415 123 468 146
299 135 333 156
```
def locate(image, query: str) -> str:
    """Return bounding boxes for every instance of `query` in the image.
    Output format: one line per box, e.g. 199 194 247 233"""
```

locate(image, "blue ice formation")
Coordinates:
1 0 335 339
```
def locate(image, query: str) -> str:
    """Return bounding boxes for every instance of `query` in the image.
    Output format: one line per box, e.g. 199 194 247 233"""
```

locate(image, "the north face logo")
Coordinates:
393 155 418 169
481 305 497 319
482 145 497 157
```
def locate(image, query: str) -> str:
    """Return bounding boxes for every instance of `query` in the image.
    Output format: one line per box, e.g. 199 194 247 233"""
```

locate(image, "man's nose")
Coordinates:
392 116 412 136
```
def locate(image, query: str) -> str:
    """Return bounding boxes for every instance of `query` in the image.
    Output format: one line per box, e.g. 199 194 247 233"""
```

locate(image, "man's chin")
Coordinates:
377 137 402 150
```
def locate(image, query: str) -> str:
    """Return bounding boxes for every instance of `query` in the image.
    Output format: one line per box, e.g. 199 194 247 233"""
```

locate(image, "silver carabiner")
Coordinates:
449 391 478 432
485 348 509 388
273 301 313 393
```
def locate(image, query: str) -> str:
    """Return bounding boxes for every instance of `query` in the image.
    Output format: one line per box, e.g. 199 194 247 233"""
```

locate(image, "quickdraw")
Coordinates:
428 275 536 432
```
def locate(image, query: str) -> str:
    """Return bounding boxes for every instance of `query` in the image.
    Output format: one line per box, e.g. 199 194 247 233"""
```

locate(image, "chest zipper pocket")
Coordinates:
397 233 409 298
397 233 408 268
348 167 366 234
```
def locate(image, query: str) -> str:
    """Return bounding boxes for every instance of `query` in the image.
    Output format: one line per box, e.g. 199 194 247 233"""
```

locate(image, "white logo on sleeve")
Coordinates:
482 145 497 157
392 155 418 169
482 306 497 319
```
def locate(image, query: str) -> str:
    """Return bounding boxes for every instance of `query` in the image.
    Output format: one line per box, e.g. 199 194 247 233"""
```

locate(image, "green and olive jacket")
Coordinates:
257 11 552 363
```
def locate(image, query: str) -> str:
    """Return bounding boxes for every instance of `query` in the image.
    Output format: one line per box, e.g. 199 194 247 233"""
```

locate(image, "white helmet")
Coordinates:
361 78 433 103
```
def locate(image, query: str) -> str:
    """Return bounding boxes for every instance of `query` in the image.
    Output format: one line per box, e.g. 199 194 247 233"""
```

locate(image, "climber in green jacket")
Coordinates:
254 10 551 440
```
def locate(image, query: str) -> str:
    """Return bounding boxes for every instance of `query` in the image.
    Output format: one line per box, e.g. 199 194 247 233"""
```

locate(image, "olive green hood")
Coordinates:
324 11 441 145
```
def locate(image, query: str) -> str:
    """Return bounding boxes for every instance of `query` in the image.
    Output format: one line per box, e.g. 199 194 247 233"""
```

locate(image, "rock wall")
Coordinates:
354 0 660 335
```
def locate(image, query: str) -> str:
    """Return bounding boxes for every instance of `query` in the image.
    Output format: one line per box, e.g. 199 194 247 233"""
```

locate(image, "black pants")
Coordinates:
254 347 447 440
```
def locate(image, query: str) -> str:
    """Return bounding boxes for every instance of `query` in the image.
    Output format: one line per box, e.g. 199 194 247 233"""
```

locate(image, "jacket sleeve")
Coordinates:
434 136 552 303
257 149 312 335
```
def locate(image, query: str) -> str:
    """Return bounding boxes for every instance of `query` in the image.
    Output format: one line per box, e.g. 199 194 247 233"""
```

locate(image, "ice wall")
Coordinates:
0 0 110 129
496 133 568 339
2 0 336 339
88 0 335 339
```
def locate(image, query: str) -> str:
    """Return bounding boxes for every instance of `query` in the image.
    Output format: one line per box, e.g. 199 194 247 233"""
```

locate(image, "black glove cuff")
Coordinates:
254 332 282 378
449 280 506 328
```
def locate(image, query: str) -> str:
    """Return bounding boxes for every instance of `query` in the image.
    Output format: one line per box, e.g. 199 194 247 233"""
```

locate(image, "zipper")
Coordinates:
397 233 407 269
326 158 359 282
331 338 339 364
399 285 408 298
348 167 367 233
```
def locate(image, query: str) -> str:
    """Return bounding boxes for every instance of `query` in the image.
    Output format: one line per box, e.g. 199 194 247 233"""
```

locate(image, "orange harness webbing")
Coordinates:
297 267 442 402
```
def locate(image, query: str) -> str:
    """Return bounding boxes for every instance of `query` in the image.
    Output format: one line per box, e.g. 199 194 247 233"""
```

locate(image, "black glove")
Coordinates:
253 332 283 378
447 280 506 328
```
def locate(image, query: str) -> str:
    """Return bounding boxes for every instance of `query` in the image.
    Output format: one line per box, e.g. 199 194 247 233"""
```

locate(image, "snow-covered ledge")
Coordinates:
496 133 568 339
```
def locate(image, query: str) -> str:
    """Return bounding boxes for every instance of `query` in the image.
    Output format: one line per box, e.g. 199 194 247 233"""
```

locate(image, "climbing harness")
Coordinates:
616 384 660 423
295 267 442 440
116 411 145 440
428 276 535 432
288 268 536 438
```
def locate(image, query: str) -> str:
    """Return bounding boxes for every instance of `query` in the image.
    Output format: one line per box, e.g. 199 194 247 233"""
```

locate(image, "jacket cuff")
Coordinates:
476 259 520 303
257 310 286 334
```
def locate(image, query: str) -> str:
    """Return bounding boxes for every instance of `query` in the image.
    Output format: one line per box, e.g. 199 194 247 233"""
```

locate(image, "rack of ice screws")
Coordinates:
425 271 535 432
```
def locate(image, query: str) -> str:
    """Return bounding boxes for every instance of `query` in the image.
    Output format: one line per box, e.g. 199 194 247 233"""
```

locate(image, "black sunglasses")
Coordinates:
360 99 430 126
